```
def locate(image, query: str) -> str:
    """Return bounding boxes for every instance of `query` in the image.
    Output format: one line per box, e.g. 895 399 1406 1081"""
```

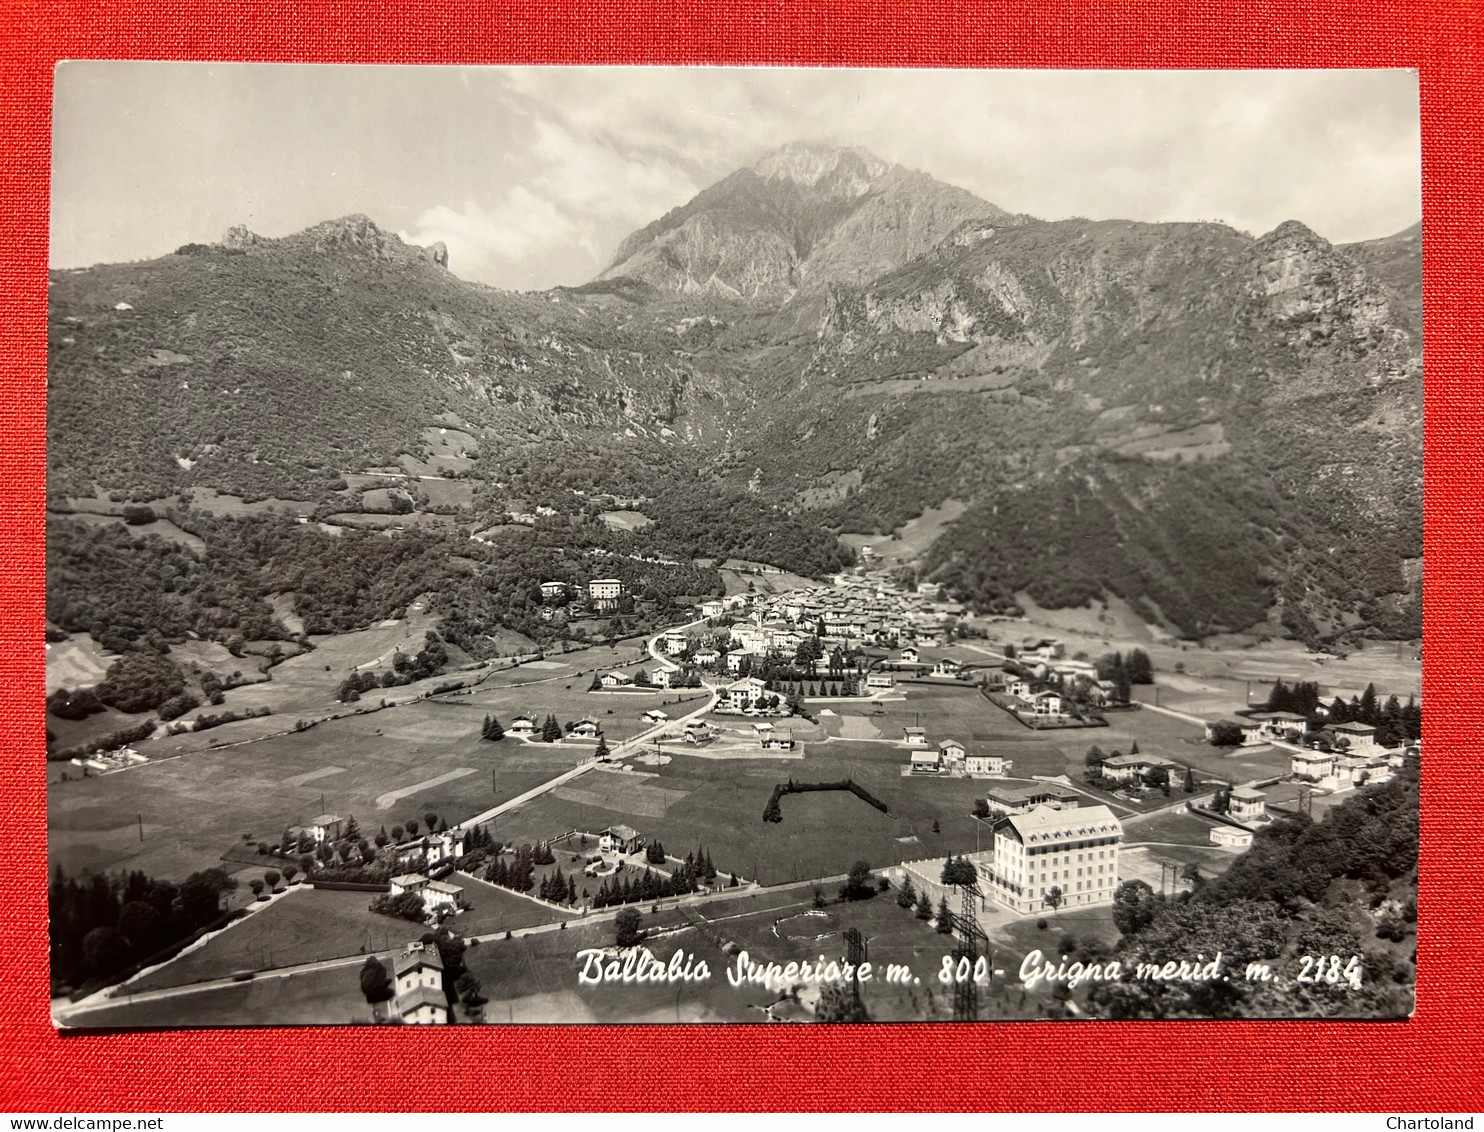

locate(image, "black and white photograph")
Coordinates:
45 64 1422 1027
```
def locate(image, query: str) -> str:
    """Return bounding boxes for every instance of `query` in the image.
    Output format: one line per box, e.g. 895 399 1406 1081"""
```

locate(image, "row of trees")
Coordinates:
50 865 238 992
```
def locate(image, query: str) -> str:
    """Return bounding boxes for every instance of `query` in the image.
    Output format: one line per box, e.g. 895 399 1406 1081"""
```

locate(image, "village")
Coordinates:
52 554 1422 1027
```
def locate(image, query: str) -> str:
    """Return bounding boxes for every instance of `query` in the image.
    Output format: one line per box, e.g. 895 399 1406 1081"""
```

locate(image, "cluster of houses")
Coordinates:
1201 714 1405 792
904 735 1014 779
506 716 604 741
537 578 627 612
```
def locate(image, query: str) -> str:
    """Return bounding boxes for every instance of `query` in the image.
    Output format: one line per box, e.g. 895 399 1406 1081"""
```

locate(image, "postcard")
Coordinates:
45 63 1421 1027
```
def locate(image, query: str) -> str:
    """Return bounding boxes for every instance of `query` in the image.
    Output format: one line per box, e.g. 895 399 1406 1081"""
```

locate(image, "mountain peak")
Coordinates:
753 142 890 190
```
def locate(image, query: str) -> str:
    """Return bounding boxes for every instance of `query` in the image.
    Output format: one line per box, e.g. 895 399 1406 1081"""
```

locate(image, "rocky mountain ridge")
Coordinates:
46 145 1423 644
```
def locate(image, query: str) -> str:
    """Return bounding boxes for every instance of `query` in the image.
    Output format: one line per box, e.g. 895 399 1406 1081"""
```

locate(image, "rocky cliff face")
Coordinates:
599 143 1004 302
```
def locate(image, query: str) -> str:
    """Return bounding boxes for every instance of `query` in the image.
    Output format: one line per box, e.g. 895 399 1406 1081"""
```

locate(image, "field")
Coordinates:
44 632 117 696
129 879 569 991
46 632 702 881
59 963 375 1029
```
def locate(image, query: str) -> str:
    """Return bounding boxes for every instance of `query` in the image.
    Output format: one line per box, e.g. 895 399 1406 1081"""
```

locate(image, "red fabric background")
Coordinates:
1 0 1480 1112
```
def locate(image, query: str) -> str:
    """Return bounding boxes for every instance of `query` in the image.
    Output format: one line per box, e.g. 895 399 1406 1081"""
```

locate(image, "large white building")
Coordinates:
988 804 1123 917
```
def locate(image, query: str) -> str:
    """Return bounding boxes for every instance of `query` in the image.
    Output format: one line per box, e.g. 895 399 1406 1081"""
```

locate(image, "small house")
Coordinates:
642 708 670 725
1229 786 1267 821
508 716 536 736
599 671 634 689
571 720 603 739
898 647 920 665
909 749 942 773
938 739 966 766
600 824 643 855
903 726 928 746
865 672 896 690
1031 691 1063 716
397 983 449 1025
1209 825 1254 850
965 753 1011 778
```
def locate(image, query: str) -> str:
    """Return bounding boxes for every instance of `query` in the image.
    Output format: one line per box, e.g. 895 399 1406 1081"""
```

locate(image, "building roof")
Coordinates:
903 726 926 736
1231 786 1265 800
424 880 462 896
391 873 428 888
393 945 444 977
1101 754 1154 768
986 783 1080 804
605 824 640 840
1003 804 1122 843
910 750 940 763
397 983 449 1014
310 814 343 826
1328 721 1377 734
939 739 965 751
1255 711 1309 722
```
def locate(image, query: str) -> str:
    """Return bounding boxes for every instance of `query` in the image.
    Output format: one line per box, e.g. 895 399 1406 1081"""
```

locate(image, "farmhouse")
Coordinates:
588 578 624 601
988 804 1122 916
903 726 928 746
539 581 570 602
1252 711 1309 740
985 783 1081 816
1229 786 1267 821
1206 718 1264 746
571 720 603 739
642 709 669 725
388 873 462 916
507 717 535 736
898 647 920 665
931 658 963 678
1291 749 1337 782
965 753 1012 778
938 739 966 767
1100 754 1166 784
391 942 447 1023
600 825 644 855
722 677 770 711
1030 691 1064 716
1326 721 1381 754
865 672 896 691
600 670 634 689
683 720 713 744
303 814 344 845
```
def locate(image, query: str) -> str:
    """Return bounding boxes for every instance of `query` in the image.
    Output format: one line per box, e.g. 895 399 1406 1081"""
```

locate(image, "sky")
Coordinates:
50 64 1422 291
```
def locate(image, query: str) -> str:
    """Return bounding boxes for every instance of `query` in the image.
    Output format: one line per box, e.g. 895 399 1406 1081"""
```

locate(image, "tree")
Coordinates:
406 820 420 838
370 892 426 923
614 907 644 947
249 879 265 899
839 860 875 901
1111 879 1160 936
359 956 395 1019
1208 721 1244 747
481 714 505 741
915 890 933 920
897 876 917 909
263 869 281 890
1183 767 1196 793
1126 649 1154 684
1045 885 1064 915
1084 744 1106 768
541 714 562 743
973 797 990 820
455 970 487 1010
941 855 979 888
931 818 941 834
424 812 439 833
594 736 610 761
936 896 955 933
